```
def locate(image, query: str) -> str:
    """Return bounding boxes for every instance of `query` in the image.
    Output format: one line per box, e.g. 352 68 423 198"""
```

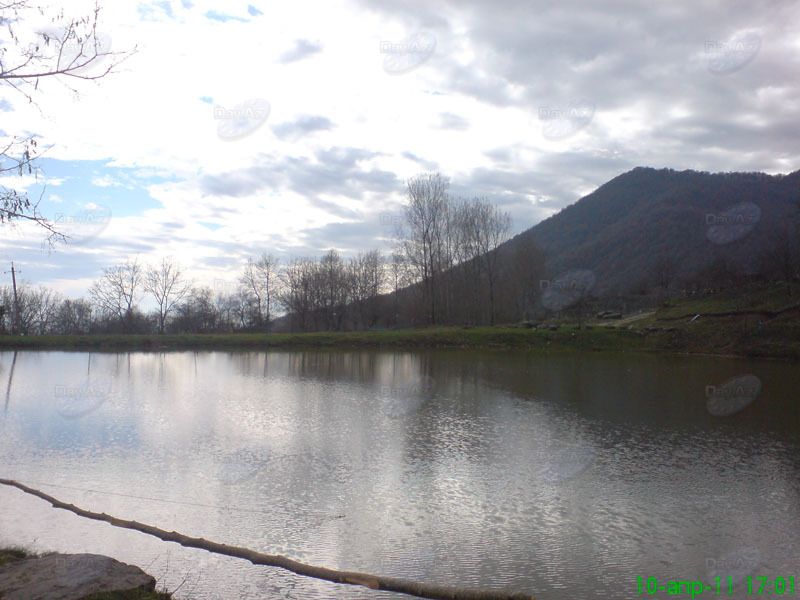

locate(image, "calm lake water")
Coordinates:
1 349 798 599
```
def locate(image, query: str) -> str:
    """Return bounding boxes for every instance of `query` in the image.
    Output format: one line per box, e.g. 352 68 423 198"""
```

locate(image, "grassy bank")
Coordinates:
0 326 647 352
0 286 797 360
0 546 40 566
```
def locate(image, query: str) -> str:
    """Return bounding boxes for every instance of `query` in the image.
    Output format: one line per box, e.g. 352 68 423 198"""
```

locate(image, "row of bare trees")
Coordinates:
88 257 192 334
279 249 386 332
0 249 393 334
395 173 529 325
0 284 89 335
0 170 552 335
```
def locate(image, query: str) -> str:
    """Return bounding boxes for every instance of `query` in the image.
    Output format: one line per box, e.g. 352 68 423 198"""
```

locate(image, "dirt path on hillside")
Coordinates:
597 311 656 327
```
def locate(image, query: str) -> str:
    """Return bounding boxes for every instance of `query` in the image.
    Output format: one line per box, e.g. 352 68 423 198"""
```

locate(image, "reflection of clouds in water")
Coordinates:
539 443 595 484
380 375 436 418
245 577 307 600
380 545 437 580
215 447 271 485
205 427 353 488
9 351 795 600
55 376 112 419
267 451 353 487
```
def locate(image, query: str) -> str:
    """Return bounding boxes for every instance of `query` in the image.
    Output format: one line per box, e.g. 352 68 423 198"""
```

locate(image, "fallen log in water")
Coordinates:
0 478 536 600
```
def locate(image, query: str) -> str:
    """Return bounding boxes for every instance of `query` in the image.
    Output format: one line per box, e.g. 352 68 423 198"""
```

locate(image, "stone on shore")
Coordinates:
0 552 156 600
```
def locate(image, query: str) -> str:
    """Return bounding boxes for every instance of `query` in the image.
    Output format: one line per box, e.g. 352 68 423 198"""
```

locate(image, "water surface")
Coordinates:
1 349 797 599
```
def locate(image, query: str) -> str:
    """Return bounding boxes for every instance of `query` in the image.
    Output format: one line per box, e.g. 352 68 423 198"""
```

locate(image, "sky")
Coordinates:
1 0 798 300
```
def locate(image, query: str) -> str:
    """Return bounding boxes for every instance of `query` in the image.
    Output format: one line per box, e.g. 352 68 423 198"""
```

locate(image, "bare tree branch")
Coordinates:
1 0 137 243
89 259 142 331
144 257 192 334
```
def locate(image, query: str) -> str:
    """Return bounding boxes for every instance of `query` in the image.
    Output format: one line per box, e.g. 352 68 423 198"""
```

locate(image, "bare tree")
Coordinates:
388 252 409 326
53 297 93 334
398 172 449 324
315 249 350 331
1 282 33 334
456 197 512 325
214 290 236 332
30 285 61 334
239 258 264 328
89 259 142 332
231 287 253 329
478 201 511 325
144 257 192 334
172 286 220 333
349 250 384 329
506 235 547 322
239 253 281 332
393 175 517 326
279 257 315 332
1 1 135 243
442 198 476 324
258 253 280 331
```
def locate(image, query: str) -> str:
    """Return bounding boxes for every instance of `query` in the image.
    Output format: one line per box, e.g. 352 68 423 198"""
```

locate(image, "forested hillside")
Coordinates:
508 167 800 295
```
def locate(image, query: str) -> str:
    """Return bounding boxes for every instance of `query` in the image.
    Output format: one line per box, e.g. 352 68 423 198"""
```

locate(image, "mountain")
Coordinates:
506 167 800 295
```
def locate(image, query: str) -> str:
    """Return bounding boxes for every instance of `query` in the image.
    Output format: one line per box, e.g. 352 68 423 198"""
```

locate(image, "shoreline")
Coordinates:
0 322 797 361
2 284 798 360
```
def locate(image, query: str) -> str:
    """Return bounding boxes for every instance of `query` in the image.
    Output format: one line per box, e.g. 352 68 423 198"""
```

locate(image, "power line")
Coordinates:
2 478 529 600
6 479 313 518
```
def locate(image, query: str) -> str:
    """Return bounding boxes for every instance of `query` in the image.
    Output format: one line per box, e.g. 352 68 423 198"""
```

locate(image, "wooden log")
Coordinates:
0 478 535 600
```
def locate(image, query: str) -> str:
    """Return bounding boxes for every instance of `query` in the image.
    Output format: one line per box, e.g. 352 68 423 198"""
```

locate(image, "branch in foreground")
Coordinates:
0 478 536 600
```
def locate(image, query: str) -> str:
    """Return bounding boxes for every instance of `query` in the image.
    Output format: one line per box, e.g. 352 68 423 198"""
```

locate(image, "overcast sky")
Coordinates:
1 0 798 299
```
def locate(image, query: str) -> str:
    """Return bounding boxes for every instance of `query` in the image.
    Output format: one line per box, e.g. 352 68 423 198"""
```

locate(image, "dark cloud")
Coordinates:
278 39 323 64
288 220 391 255
357 0 799 190
200 147 400 205
356 0 451 30
272 116 334 141
161 221 184 230
438 112 469 130
401 152 439 170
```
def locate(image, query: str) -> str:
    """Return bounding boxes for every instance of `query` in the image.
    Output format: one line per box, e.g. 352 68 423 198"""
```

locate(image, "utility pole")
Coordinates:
4 262 20 335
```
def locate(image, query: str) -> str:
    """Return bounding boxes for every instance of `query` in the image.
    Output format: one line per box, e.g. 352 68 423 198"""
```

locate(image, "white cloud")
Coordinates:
91 175 123 187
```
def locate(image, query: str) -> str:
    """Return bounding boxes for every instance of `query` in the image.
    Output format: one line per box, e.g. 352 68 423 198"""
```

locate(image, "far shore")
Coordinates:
0 316 797 361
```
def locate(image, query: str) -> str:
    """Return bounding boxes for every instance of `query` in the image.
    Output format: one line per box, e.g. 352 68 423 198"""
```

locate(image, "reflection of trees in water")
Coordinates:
4 350 18 413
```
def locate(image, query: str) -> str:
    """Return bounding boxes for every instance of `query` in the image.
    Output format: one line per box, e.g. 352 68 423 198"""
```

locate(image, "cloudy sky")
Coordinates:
1 0 798 300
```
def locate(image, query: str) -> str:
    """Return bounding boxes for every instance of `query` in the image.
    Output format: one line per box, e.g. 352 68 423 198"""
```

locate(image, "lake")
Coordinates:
1 349 798 599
